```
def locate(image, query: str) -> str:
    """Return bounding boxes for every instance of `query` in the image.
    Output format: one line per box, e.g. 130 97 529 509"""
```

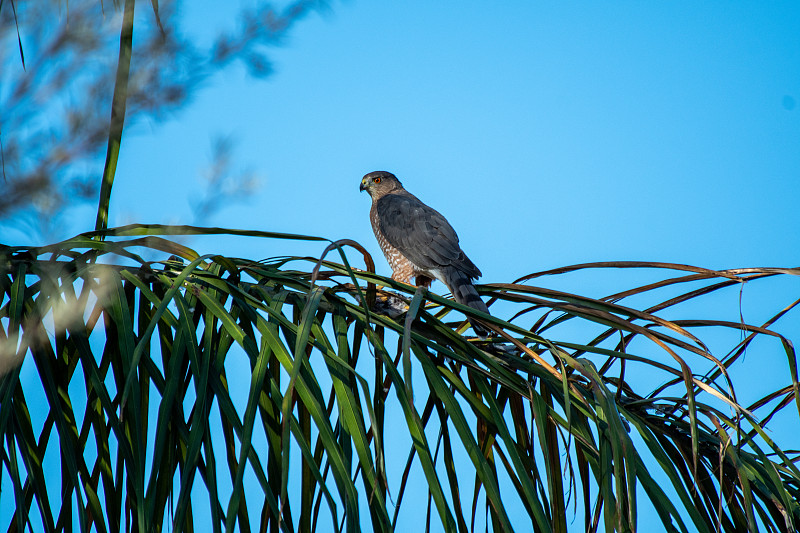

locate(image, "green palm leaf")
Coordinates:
1 226 798 532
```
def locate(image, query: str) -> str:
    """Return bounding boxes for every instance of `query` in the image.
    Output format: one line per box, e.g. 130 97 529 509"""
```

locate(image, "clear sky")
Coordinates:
5 1 800 530
111 0 799 277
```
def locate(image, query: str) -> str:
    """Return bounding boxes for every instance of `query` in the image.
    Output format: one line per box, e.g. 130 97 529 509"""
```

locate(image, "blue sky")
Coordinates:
111 0 799 277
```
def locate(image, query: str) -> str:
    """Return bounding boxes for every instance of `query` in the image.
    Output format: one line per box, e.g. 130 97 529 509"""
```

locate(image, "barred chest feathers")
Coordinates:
369 202 437 284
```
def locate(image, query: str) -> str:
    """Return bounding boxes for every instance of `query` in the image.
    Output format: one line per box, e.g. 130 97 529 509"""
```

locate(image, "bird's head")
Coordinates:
360 171 402 198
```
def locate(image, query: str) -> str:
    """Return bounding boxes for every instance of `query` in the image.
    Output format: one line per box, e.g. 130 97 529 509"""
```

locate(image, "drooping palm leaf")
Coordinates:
1 225 798 532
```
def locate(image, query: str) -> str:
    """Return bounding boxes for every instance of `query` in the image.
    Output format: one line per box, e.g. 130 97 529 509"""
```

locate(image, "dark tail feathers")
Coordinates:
443 266 490 337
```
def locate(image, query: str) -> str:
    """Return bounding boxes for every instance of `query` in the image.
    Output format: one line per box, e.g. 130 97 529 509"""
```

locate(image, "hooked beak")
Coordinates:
359 179 367 192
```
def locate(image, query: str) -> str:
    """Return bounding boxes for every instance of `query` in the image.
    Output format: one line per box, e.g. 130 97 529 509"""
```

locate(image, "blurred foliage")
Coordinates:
0 0 326 238
191 135 261 224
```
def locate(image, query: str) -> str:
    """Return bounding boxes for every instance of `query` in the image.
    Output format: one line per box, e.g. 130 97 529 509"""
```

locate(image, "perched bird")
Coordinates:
360 170 490 335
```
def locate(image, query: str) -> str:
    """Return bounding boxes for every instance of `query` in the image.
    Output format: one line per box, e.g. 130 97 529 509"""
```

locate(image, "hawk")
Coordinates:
360 170 490 335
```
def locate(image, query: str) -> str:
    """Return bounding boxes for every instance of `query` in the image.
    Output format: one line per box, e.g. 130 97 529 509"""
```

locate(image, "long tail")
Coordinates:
443 266 490 336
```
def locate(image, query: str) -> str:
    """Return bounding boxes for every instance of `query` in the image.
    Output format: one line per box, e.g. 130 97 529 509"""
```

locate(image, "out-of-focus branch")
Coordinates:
95 0 135 235
192 135 261 223
0 0 328 241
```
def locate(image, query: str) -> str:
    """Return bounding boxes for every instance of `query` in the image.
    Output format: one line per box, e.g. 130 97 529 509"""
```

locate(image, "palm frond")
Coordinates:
1 225 798 532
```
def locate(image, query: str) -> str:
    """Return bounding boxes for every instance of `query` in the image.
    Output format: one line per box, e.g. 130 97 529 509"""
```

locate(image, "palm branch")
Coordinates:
1 225 798 532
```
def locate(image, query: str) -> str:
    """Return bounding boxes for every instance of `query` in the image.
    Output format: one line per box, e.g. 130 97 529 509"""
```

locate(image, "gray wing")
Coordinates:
376 193 481 278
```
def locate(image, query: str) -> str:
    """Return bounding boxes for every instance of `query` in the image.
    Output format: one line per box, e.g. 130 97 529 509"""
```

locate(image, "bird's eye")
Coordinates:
374 177 382 184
